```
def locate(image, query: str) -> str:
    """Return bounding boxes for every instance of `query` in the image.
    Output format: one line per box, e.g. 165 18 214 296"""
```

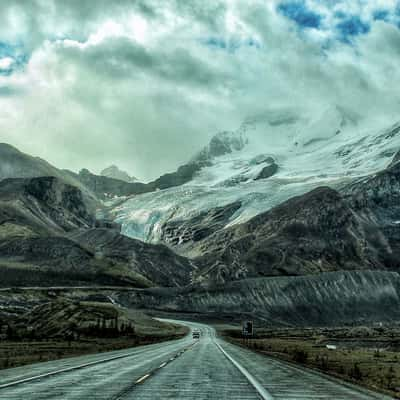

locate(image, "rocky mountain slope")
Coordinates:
170 150 400 284
0 176 194 287
0 176 94 237
191 187 390 282
69 228 194 287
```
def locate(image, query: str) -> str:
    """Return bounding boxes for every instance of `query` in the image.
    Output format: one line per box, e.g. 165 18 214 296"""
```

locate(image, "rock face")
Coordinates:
116 270 400 327
254 162 278 180
160 201 242 255
100 165 137 183
193 131 247 162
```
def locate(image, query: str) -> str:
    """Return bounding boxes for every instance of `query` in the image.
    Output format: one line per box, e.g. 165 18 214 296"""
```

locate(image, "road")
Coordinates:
0 320 391 400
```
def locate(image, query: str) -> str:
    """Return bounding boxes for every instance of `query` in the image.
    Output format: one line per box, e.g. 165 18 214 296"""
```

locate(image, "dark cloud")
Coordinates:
60 37 222 88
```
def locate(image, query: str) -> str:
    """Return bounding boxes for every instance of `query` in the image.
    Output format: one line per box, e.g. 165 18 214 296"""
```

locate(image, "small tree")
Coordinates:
292 348 308 364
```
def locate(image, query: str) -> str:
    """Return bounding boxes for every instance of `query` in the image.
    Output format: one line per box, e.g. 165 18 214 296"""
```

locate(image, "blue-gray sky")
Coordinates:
0 0 400 180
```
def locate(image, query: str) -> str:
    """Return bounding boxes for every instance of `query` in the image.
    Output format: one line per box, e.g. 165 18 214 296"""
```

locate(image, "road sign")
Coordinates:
242 321 253 337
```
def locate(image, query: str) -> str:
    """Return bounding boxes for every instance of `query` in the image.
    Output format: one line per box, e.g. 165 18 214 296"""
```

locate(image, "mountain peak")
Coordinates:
100 165 137 183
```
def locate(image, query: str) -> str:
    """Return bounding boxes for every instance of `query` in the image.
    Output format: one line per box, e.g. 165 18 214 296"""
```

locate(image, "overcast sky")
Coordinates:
0 0 400 180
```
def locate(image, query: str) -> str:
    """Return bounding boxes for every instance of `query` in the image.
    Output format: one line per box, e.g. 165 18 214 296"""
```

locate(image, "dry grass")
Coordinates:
224 328 400 398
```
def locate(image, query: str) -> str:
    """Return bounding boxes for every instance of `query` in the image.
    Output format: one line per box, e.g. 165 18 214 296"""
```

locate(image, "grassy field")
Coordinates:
223 326 400 398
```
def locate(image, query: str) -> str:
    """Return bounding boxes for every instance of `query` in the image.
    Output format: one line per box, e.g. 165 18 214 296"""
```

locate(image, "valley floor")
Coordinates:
0 320 390 400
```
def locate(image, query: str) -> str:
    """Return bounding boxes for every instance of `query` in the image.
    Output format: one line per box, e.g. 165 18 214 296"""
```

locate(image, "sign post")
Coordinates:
242 321 253 340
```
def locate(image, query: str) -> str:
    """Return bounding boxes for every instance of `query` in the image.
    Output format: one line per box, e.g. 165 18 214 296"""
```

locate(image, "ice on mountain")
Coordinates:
111 107 400 245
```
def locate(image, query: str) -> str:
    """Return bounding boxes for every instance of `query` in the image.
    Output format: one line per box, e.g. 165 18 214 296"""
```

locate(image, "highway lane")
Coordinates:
0 320 392 400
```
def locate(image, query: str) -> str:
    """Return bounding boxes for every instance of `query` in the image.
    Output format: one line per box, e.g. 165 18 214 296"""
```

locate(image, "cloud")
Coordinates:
0 0 399 180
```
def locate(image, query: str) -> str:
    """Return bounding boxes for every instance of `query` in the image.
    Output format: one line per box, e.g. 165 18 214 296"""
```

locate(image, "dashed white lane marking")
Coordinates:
0 341 193 391
135 374 150 384
215 341 274 400
112 341 199 400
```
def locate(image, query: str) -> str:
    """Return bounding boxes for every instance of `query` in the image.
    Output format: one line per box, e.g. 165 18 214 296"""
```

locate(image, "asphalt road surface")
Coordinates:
0 320 392 400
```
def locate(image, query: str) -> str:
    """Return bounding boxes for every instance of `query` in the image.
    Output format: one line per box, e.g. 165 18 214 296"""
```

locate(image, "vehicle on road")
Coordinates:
192 330 200 339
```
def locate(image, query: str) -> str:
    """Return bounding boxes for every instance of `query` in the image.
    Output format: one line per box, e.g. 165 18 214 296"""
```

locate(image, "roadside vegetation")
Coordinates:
0 299 187 370
223 325 400 399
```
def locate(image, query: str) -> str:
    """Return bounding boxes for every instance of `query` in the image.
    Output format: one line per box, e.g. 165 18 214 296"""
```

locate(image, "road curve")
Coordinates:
0 320 392 400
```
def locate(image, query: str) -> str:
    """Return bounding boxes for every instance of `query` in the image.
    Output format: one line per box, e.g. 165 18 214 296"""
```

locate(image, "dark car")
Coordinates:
192 330 200 339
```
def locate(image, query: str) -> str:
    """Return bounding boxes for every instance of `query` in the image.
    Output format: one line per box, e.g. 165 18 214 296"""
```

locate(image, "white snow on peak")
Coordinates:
111 107 400 244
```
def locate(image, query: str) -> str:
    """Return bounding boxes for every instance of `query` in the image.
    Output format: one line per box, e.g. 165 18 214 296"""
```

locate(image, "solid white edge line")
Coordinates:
215 341 274 400
135 374 150 384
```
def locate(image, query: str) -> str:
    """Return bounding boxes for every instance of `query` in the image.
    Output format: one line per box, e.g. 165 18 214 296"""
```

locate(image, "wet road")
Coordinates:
0 321 391 400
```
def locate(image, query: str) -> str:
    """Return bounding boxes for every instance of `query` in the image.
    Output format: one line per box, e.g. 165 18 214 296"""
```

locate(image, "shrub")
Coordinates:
349 363 363 381
292 348 308 364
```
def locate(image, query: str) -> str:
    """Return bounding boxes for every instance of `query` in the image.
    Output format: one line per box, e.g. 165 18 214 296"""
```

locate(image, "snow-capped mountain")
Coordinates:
111 106 400 252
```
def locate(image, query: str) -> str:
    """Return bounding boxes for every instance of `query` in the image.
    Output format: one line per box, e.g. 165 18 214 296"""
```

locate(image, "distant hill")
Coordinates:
0 142 211 202
0 143 98 205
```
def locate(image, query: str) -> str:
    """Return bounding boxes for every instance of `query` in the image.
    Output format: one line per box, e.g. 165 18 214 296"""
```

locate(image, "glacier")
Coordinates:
110 106 400 246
